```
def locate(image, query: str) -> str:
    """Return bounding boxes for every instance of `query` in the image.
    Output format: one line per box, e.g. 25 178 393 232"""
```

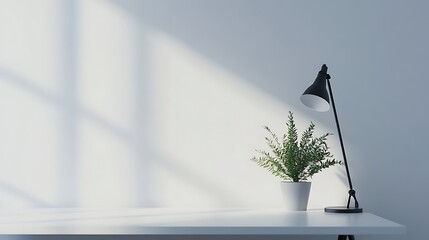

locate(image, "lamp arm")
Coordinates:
326 77 360 209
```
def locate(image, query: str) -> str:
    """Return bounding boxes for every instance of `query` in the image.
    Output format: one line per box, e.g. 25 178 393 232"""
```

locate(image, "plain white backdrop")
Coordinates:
0 0 428 239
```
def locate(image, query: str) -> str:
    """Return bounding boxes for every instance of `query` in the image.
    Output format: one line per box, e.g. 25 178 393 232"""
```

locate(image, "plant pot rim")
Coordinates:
280 181 311 183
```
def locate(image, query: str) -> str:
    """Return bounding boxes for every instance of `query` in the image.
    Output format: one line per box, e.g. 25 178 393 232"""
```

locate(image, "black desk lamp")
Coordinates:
301 64 363 213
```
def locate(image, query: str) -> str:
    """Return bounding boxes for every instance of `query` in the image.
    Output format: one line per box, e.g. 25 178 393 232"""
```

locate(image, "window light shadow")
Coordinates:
0 0 353 208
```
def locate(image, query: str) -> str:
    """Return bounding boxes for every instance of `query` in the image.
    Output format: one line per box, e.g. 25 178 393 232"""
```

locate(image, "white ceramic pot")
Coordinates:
280 181 311 211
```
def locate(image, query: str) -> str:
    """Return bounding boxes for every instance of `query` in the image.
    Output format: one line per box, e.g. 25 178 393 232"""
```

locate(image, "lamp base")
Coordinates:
325 206 363 213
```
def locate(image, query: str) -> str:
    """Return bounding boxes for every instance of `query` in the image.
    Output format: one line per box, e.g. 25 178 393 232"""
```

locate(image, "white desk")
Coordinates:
0 208 405 237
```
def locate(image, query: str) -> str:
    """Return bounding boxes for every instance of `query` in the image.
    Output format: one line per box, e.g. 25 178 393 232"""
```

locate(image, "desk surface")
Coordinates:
0 208 405 235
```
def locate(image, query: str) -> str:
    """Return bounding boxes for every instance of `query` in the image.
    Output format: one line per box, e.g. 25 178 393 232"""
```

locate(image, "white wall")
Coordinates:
0 0 428 239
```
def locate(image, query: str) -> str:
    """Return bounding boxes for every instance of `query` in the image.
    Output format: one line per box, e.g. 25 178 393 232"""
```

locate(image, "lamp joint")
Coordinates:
326 74 331 80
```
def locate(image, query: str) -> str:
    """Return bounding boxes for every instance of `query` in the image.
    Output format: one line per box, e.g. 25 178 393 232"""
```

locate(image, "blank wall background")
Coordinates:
0 0 428 240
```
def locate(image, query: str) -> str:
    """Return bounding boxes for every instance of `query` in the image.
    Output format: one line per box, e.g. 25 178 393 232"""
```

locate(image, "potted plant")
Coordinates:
251 111 339 211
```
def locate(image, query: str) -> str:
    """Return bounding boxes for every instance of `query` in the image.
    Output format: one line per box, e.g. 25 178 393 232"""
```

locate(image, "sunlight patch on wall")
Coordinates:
76 0 140 206
0 0 63 208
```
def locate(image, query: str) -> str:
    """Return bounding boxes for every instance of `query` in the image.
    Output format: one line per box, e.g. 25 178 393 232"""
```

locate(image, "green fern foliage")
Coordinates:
251 111 339 182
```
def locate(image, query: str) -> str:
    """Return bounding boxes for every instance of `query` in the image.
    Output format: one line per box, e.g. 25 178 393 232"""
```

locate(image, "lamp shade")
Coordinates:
300 64 330 112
